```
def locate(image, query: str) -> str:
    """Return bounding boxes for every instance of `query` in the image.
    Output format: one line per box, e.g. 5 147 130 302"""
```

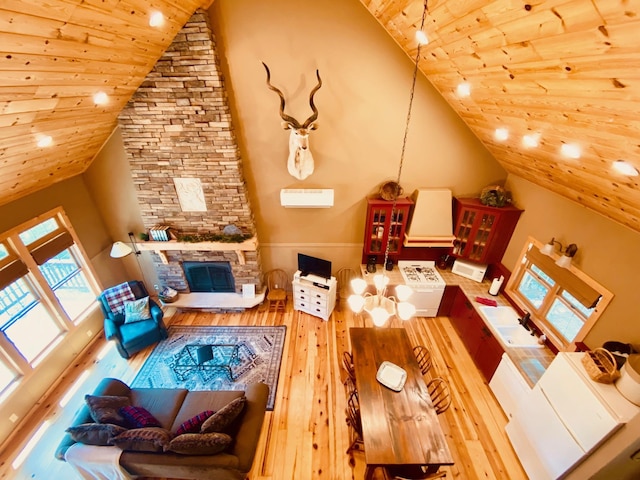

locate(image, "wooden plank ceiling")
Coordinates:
1 1 639 234
0 0 204 205
360 0 640 233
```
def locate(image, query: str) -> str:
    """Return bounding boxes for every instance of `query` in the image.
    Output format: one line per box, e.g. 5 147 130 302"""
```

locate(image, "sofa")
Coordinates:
56 377 269 480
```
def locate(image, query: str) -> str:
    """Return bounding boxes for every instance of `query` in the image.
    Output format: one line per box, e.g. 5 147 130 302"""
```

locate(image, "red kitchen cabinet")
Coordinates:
361 197 413 264
436 285 459 317
475 327 505 382
450 288 504 382
451 197 523 265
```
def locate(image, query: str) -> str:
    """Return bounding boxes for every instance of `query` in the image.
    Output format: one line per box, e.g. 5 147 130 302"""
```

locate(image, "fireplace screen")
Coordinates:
183 261 235 292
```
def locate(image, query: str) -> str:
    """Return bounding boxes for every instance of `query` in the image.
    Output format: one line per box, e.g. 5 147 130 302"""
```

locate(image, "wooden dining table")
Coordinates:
349 327 454 479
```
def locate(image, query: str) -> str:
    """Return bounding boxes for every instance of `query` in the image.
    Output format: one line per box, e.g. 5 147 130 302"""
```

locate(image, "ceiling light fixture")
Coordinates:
415 29 429 46
522 133 540 148
560 143 581 159
540 237 578 269
36 135 53 148
494 128 509 141
348 0 431 327
456 82 471 98
93 91 109 105
149 11 164 27
612 160 639 176
348 276 415 326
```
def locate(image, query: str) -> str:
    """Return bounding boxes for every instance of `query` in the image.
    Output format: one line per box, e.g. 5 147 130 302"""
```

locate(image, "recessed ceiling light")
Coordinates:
560 143 581 159
149 11 164 27
522 133 540 148
456 82 471 98
36 135 53 148
494 128 509 141
415 30 429 46
613 160 639 176
93 91 108 105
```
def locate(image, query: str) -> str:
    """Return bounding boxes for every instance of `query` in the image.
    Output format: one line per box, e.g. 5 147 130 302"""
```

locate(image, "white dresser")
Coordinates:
292 271 336 321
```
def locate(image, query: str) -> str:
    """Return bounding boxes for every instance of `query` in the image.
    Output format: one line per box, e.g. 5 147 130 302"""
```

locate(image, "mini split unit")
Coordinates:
280 189 334 208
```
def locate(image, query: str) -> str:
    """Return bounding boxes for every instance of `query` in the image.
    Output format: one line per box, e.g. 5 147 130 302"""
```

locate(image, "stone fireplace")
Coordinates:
117 10 263 298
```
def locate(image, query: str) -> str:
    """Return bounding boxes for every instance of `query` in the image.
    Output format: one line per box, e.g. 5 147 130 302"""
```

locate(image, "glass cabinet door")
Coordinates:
368 207 386 253
469 213 496 261
387 207 406 254
454 208 476 255
363 198 413 262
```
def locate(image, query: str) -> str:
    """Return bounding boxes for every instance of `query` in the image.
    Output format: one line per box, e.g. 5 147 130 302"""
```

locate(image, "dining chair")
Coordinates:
427 377 451 415
345 390 364 454
344 375 356 397
342 351 356 385
384 465 447 479
336 267 358 311
264 269 289 312
413 345 433 376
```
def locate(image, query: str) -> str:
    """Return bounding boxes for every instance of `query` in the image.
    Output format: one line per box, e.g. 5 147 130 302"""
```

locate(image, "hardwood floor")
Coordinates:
1 301 527 480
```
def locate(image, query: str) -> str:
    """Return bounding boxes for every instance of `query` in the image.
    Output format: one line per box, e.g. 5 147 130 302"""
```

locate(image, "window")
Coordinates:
0 208 101 398
39 250 95 321
0 277 62 363
0 354 18 398
507 237 612 350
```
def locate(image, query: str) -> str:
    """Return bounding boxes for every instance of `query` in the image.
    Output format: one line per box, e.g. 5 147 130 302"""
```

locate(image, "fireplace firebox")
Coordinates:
183 261 235 293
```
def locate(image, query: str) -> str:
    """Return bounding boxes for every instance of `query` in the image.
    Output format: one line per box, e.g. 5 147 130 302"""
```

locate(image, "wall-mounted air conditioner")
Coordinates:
280 189 334 208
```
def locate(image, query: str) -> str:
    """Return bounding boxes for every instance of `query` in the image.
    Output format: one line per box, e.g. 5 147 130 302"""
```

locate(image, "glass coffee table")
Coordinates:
172 344 240 382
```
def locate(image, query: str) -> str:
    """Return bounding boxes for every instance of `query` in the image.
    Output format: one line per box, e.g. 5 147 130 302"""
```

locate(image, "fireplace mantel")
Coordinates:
137 237 258 265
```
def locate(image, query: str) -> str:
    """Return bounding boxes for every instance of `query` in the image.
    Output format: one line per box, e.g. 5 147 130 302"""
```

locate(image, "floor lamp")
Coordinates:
110 232 151 290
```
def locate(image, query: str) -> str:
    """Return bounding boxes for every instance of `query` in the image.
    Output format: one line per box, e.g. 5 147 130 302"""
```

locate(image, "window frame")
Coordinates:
505 236 613 351
0 207 102 398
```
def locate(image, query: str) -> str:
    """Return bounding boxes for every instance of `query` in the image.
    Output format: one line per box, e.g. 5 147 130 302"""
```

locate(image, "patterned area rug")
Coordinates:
131 325 286 410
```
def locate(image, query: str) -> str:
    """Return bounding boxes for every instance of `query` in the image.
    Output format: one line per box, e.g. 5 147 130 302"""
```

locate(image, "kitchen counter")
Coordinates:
438 268 554 386
357 264 554 386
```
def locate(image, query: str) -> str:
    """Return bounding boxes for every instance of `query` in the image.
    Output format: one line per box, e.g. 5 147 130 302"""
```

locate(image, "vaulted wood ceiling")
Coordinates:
0 0 205 205
1 1 639 234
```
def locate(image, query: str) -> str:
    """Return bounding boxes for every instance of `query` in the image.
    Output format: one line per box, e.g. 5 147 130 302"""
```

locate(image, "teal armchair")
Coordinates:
98 280 168 358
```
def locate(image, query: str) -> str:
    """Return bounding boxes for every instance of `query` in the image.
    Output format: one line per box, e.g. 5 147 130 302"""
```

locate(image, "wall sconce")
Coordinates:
540 237 578 268
109 232 141 258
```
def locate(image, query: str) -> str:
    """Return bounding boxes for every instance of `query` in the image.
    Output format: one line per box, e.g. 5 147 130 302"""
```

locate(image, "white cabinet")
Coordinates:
506 353 640 480
292 271 336 321
489 353 531 420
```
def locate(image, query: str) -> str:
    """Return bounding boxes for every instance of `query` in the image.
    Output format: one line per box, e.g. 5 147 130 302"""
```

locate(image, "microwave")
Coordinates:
451 258 488 283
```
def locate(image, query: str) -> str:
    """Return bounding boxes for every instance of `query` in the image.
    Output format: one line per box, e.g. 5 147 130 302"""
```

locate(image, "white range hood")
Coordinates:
403 188 455 247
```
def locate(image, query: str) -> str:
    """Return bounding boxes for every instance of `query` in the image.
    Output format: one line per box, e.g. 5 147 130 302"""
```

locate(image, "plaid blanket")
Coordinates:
103 282 136 314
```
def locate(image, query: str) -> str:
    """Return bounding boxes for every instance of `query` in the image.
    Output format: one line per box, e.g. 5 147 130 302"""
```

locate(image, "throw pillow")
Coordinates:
85 395 131 427
123 296 150 323
200 396 246 434
111 427 172 452
174 410 215 436
166 432 232 455
119 405 162 429
66 423 128 446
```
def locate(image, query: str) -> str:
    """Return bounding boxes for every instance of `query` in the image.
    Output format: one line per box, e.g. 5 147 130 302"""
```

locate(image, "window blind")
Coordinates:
527 246 601 309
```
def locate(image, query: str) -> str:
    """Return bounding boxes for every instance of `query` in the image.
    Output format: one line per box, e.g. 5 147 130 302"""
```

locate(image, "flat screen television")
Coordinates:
298 253 332 280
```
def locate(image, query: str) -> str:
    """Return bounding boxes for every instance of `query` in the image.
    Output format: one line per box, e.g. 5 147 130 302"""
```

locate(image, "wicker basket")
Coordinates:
582 347 620 384
379 181 403 201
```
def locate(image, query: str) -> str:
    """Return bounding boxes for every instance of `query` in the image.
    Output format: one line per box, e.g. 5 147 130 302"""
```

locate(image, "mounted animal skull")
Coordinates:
262 62 322 180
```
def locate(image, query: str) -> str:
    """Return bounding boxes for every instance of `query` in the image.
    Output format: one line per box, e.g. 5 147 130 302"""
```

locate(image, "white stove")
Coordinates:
397 261 446 317
398 261 446 288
